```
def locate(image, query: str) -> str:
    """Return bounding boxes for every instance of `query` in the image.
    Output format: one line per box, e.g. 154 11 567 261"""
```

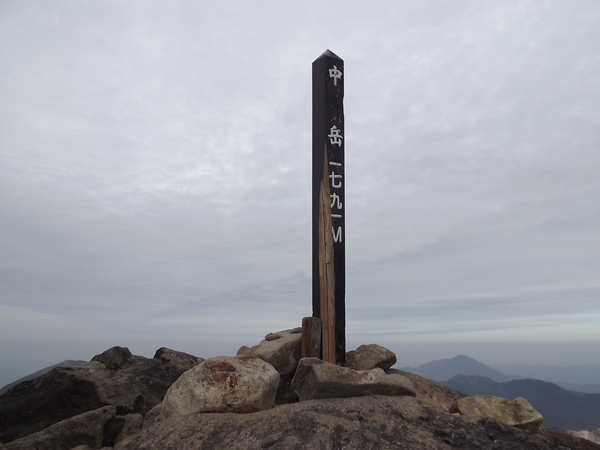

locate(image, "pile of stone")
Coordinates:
0 328 593 450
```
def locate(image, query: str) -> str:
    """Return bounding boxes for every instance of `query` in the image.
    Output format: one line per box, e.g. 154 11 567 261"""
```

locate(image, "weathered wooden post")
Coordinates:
311 49 345 365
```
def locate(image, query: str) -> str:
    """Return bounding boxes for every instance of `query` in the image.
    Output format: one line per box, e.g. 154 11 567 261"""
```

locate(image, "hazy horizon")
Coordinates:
2 338 600 391
1 1 599 390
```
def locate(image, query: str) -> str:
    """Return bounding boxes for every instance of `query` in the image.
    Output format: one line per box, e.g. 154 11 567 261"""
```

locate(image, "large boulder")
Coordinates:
92 346 132 369
291 357 416 401
2 406 116 450
0 346 172 443
238 328 302 404
114 395 577 450
153 347 204 382
345 344 397 371
450 395 544 433
161 356 279 419
237 328 302 376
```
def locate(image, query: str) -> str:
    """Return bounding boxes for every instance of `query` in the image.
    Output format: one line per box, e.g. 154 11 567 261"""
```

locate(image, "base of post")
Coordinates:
301 317 322 358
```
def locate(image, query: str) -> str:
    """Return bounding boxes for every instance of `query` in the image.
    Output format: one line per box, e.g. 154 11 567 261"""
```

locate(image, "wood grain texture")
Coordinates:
318 149 336 363
301 317 322 358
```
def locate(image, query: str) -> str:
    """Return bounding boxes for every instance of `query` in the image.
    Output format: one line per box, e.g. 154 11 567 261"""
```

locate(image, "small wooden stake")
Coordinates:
301 316 322 358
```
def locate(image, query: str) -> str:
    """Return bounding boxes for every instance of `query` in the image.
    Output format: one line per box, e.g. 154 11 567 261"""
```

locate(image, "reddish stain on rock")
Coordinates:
206 361 237 384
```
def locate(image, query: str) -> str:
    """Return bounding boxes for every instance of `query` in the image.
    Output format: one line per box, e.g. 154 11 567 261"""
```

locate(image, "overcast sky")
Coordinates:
1 1 599 388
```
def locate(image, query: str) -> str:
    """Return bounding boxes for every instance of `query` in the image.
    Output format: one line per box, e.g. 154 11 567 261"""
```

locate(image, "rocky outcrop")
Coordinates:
141 404 162 430
153 347 204 382
115 394 579 450
0 346 172 443
345 343 397 371
389 368 466 411
450 395 544 433
547 430 600 450
3 336 592 449
237 328 302 376
108 413 143 446
161 356 279 419
3 406 116 450
292 357 416 401
0 360 87 396
567 428 600 445
238 327 302 404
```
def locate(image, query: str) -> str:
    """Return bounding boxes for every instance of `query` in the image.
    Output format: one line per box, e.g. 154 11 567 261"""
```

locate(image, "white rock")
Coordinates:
161 356 279 419
450 395 544 433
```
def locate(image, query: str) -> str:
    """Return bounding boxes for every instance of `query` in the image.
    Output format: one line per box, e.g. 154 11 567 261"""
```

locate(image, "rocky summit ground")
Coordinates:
115 394 589 450
1 331 599 450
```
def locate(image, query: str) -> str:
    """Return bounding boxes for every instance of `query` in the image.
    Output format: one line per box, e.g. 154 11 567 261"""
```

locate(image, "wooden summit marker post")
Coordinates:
310 49 345 365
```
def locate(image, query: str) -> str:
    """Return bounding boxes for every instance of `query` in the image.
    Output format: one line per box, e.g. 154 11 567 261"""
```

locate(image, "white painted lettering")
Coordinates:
328 126 343 146
332 226 343 243
329 172 342 188
330 193 342 209
329 65 342 86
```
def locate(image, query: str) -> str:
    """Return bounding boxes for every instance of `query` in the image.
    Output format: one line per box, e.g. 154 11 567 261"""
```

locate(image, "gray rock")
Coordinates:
161 356 279 419
114 395 573 450
69 447 114 450
291 357 416 401
92 346 132 370
237 328 302 376
153 347 204 382
450 395 544 433
3 406 116 450
345 344 397 371
0 360 87 396
142 403 162 430
388 368 466 411
238 328 303 405
112 413 143 446
0 347 172 443
567 428 600 445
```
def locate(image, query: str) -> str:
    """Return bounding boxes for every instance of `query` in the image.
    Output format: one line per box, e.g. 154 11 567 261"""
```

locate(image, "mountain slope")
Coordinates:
444 374 600 430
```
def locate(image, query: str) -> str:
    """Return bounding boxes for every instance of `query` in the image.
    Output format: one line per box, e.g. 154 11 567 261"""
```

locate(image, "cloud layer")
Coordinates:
1 0 599 385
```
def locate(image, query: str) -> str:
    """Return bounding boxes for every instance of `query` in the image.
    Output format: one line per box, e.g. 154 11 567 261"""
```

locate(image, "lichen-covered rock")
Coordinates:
291 357 415 401
161 356 279 419
450 395 544 433
3 406 116 450
345 344 397 371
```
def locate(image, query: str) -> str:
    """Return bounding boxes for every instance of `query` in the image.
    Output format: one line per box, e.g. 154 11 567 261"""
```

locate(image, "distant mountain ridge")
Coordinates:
400 354 600 430
401 355 519 383
401 355 600 393
444 374 600 430
492 363 600 386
